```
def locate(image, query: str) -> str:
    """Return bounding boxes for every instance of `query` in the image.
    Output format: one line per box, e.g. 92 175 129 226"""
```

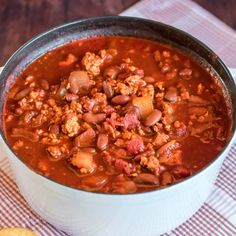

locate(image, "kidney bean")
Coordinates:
80 147 97 154
74 128 96 147
14 88 31 100
81 174 109 190
103 66 120 80
143 76 155 83
133 173 159 185
156 140 179 157
189 95 209 104
103 81 114 99
111 95 130 105
126 105 141 119
83 112 106 124
164 87 178 102
161 172 173 186
97 134 108 150
144 109 162 126
133 69 144 77
49 124 60 135
172 166 191 178
112 180 137 194
11 128 39 142
188 107 207 116
8 86 21 99
40 79 49 90
134 150 155 162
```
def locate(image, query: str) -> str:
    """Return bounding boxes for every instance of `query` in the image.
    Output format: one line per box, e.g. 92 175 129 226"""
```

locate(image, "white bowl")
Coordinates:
0 17 235 236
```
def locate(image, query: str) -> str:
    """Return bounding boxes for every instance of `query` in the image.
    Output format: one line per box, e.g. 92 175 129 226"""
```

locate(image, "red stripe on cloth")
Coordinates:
223 160 236 173
0 171 39 217
172 204 225 235
224 152 236 163
192 207 218 235
204 204 236 235
199 207 222 235
221 170 236 191
0 170 68 236
202 205 231 236
0 184 45 231
0 174 53 236
207 187 236 218
0 187 29 227
0 201 20 227
218 171 236 190
215 180 236 202
172 208 206 235
224 159 236 175
170 199 236 236
0 159 12 175
219 171 236 195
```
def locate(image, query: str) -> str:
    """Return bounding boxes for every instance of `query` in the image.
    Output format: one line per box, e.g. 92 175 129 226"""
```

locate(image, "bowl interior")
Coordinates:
0 16 235 193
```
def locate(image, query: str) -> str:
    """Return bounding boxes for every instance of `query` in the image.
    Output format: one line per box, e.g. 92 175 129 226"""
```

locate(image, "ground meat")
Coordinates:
153 133 169 147
140 156 160 175
106 113 122 128
125 75 146 89
62 112 80 137
82 49 117 77
159 149 183 165
82 52 103 77
47 146 65 160
171 121 187 137
162 102 176 129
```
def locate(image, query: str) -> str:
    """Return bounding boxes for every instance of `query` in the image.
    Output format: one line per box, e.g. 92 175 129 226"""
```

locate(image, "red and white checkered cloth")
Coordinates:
1 0 236 235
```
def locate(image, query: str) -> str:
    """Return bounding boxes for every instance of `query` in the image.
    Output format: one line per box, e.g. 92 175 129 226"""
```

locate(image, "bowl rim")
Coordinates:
0 15 235 197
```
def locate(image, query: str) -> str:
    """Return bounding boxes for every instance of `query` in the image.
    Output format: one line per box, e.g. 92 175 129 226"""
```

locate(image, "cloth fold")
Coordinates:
1 0 236 235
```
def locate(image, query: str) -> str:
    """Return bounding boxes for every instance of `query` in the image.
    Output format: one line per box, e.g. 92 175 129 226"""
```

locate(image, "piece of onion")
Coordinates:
132 96 154 119
68 70 90 94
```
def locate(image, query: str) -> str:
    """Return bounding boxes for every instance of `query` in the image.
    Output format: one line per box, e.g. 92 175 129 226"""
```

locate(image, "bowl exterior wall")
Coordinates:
3 135 234 236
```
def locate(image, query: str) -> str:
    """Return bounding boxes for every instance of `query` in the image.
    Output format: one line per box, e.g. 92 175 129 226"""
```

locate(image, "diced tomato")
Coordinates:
126 136 144 155
123 113 140 130
115 159 132 175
